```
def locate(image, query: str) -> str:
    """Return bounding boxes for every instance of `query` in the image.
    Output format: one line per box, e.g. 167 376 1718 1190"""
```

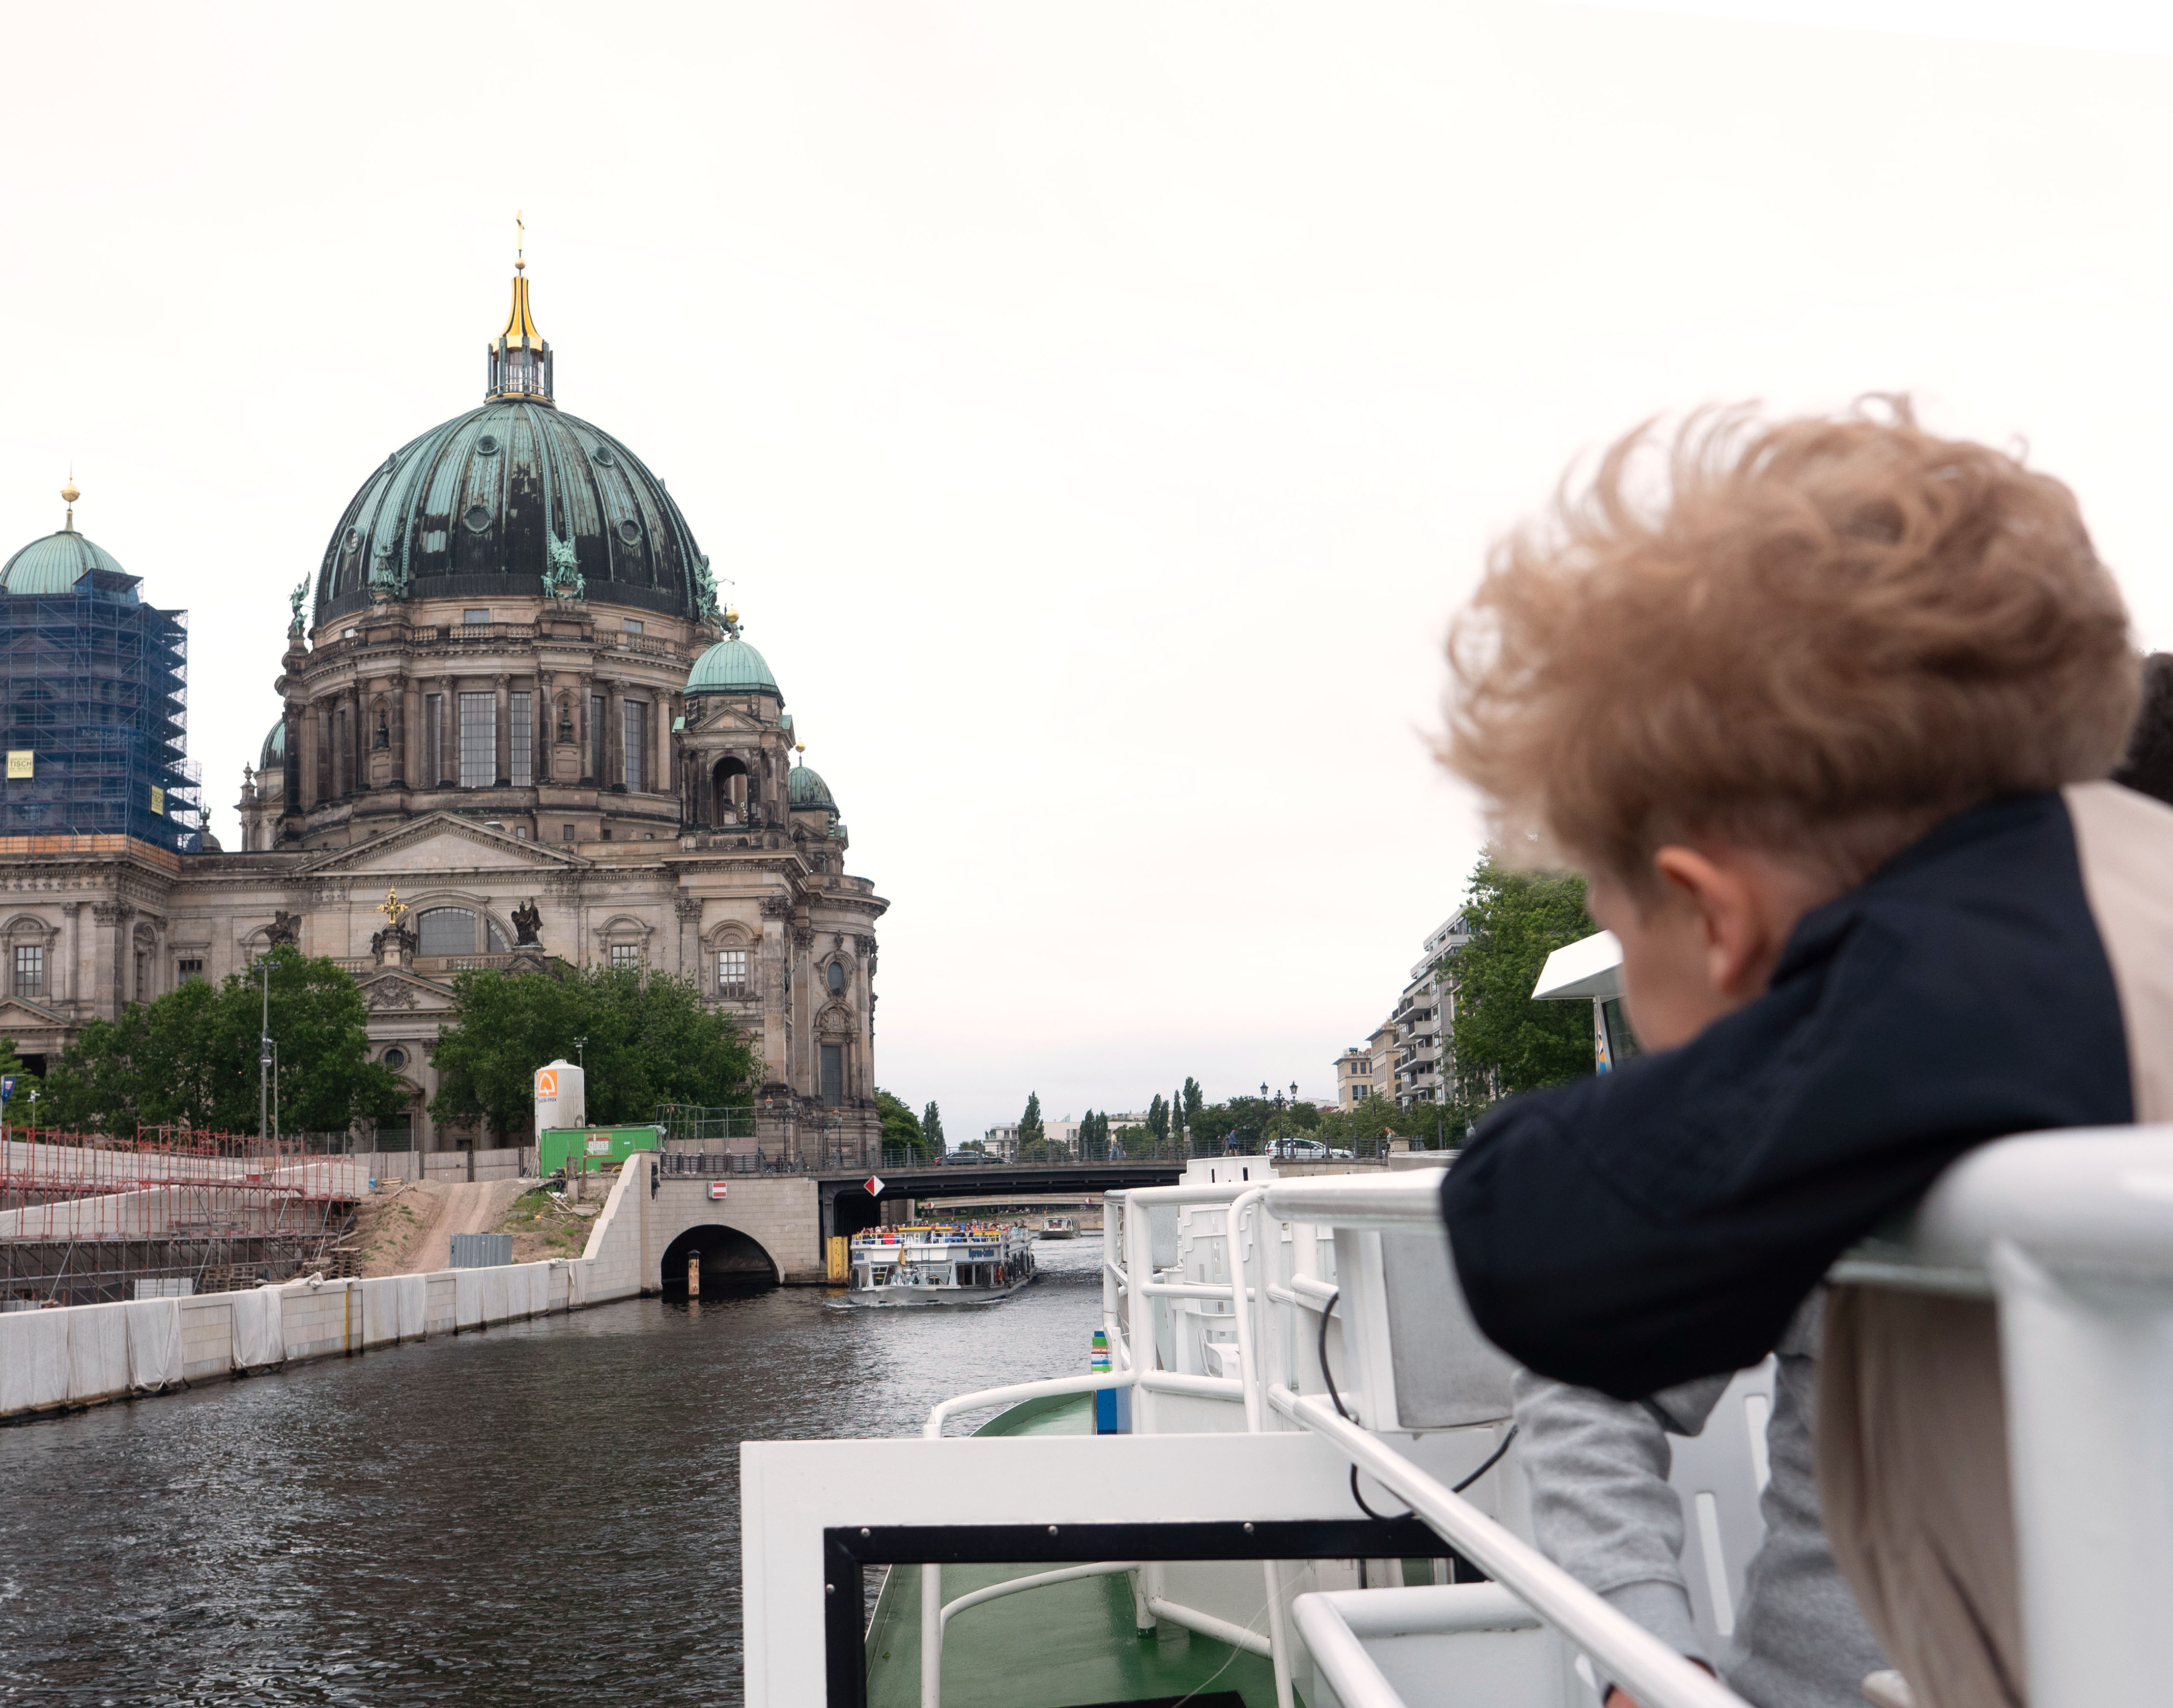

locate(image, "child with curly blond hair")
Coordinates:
1437 402 2168 1708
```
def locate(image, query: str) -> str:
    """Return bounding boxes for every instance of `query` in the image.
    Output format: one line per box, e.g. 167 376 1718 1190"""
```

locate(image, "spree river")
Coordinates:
0 1237 1106 1706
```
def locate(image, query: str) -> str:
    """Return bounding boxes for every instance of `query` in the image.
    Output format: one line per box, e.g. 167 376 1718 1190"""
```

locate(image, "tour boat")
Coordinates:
742 1133 2171 1708
1040 1215 1079 1239
843 1223 1037 1307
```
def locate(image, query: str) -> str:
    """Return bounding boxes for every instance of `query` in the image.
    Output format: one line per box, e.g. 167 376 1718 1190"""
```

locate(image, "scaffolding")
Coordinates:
0 576 203 852
0 1129 358 1306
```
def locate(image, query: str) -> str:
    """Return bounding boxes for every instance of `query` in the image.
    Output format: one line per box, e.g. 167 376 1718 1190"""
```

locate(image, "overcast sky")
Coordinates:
5 3 2169 1144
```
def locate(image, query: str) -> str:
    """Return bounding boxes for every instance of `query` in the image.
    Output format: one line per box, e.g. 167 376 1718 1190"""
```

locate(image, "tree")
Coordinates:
1146 1093 1168 1146
430 964 756 1140
876 1089 929 1159
1017 1091 1044 1149
0 1037 37 1138
1182 1077 1205 1133
1446 854 1599 1117
922 1100 945 1150
1111 1123 1145 1157
39 947 400 1136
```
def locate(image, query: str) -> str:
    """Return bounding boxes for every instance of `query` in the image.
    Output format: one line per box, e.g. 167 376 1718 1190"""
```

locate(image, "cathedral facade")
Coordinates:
0 265 885 1158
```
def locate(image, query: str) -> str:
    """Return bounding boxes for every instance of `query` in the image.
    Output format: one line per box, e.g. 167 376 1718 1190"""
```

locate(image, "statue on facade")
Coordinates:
366 539 407 603
266 910 300 948
544 532 586 603
511 897 544 946
694 553 724 626
287 581 309 634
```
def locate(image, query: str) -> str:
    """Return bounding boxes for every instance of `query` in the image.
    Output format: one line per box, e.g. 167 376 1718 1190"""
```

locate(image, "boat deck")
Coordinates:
862 1393 1276 1708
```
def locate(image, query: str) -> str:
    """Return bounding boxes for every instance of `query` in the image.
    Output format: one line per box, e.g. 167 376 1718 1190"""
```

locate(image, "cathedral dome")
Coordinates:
260 717 285 771
3 528 132 598
788 763 837 811
686 636 781 700
311 271 717 627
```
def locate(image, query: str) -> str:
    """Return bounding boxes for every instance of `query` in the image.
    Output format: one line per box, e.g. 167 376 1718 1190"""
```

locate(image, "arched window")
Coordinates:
712 756 749 827
416 907 508 956
826 960 846 994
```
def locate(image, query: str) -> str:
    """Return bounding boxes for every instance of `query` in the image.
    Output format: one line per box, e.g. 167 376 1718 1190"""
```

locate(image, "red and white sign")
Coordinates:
534 1068 558 1099
709 1182 730 1201
864 1175 884 1197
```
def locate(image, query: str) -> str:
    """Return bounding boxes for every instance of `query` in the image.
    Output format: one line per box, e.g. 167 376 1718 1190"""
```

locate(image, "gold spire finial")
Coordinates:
378 887 408 927
516 208 525 273
60 468 78 531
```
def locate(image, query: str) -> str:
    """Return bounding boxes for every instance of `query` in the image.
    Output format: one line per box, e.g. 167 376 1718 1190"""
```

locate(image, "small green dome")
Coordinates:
788 763 836 810
686 636 781 699
260 718 287 771
2 529 132 597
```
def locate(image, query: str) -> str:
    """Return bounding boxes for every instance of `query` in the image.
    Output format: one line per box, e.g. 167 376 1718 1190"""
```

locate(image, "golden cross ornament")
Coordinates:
378 888 408 927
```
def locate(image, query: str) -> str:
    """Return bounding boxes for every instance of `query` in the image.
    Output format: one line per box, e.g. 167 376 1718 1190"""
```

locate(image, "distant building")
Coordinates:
1333 1046 1376 1109
982 1109 1153 1159
1394 912 1470 1109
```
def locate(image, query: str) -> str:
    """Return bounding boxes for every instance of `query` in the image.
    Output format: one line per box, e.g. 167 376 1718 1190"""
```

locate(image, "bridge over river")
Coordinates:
637 1156 1224 1290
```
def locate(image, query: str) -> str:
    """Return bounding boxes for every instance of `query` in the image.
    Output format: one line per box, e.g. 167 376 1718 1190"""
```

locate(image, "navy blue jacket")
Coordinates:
1440 791 2133 1399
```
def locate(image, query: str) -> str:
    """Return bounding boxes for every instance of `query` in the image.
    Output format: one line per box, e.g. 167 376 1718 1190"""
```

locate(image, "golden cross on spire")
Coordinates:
378 887 408 927
516 209 525 273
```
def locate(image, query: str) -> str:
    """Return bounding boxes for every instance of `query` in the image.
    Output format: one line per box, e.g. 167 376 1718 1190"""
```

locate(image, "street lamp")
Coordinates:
574 1036 587 1071
257 956 274 1142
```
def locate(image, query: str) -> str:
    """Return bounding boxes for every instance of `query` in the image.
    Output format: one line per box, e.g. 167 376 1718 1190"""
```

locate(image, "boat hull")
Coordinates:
841 1277 1034 1307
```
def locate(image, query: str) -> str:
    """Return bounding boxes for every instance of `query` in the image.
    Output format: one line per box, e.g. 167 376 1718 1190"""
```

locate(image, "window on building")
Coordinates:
820 1043 844 1105
623 619 644 634
610 943 640 969
177 957 204 982
459 693 494 787
623 701 647 792
826 960 845 994
590 694 606 782
417 907 478 956
424 695 443 786
718 948 748 998
382 1047 407 1070
463 609 491 625
509 691 532 787
13 945 43 999
562 823 575 841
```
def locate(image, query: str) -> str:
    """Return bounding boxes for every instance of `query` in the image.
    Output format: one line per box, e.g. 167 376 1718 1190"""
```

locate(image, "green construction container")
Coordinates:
539 1124 661 1179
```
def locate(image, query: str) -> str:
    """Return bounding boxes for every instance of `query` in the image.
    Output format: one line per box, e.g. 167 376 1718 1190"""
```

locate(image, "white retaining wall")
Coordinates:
0 1160 651 1422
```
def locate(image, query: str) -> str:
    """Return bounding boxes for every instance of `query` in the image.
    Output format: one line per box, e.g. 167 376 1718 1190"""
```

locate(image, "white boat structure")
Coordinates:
1040 1215 1079 1240
745 1135 2173 1708
843 1223 1037 1307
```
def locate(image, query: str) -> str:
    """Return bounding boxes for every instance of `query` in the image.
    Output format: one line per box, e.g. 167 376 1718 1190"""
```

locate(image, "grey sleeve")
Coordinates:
1512 1367 1716 1674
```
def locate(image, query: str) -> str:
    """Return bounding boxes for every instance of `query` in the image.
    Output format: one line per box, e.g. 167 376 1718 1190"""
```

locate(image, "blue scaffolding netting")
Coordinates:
1 576 203 852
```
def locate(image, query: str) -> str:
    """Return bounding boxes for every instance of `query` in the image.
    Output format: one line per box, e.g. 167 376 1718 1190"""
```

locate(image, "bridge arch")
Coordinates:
661 1222 781 1294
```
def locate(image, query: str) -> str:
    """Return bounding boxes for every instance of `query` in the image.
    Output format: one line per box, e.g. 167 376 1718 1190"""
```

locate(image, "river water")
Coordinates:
0 1237 1106 1706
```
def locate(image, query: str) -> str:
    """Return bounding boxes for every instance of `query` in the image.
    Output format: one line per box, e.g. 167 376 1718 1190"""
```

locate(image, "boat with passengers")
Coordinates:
744 932 2173 1708
843 1222 1037 1307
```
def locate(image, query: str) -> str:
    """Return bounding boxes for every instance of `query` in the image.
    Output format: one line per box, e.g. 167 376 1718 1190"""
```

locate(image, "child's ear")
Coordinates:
1651 846 1765 1002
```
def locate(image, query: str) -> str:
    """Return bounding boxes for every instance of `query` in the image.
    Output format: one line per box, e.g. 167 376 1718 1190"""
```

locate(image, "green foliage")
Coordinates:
877 1089 931 1159
1146 1093 1169 1145
1017 1091 1044 1147
1312 1092 1467 1153
0 1037 37 1135
1111 1123 1146 1155
1447 855 1600 1114
430 964 756 1141
1182 1078 1204 1131
38 948 400 1135
922 1101 945 1149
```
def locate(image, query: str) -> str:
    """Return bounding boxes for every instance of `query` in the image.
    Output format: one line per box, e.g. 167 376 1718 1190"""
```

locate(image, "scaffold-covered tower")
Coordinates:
0 483 202 851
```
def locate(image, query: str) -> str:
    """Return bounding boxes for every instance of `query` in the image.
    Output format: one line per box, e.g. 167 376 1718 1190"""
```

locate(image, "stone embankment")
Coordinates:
0 1152 651 1424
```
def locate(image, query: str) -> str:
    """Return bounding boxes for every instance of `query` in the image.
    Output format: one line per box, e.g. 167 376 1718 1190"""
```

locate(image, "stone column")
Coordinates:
494 673 511 787
389 673 408 789
61 901 80 1013
92 900 132 1022
434 674 453 787
674 895 701 978
348 682 365 793
283 699 303 822
578 673 596 784
657 691 674 798
606 682 625 790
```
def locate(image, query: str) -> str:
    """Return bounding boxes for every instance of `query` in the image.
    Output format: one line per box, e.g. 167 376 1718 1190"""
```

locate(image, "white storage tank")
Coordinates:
533 1059 586 1132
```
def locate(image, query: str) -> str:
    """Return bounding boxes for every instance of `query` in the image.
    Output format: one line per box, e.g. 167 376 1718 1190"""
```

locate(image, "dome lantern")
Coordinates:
485 215 553 406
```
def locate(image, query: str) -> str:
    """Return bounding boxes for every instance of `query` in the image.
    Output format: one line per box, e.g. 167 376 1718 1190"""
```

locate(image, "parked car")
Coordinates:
1264 1136 1329 1161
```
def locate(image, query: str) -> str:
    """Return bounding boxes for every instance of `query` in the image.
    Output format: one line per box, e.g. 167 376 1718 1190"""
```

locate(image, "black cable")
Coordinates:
1318 1286 1519 1516
1450 1423 1519 1495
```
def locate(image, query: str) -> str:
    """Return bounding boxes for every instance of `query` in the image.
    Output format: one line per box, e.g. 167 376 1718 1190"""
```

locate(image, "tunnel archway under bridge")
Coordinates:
661 1223 781 1295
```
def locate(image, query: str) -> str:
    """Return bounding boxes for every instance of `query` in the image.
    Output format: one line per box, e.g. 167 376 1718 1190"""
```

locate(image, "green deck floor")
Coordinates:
861 1394 1280 1708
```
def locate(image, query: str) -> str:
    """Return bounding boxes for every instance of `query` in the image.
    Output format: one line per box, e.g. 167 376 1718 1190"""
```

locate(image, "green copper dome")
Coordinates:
260 718 286 771
686 636 781 700
788 763 836 810
2 528 133 598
